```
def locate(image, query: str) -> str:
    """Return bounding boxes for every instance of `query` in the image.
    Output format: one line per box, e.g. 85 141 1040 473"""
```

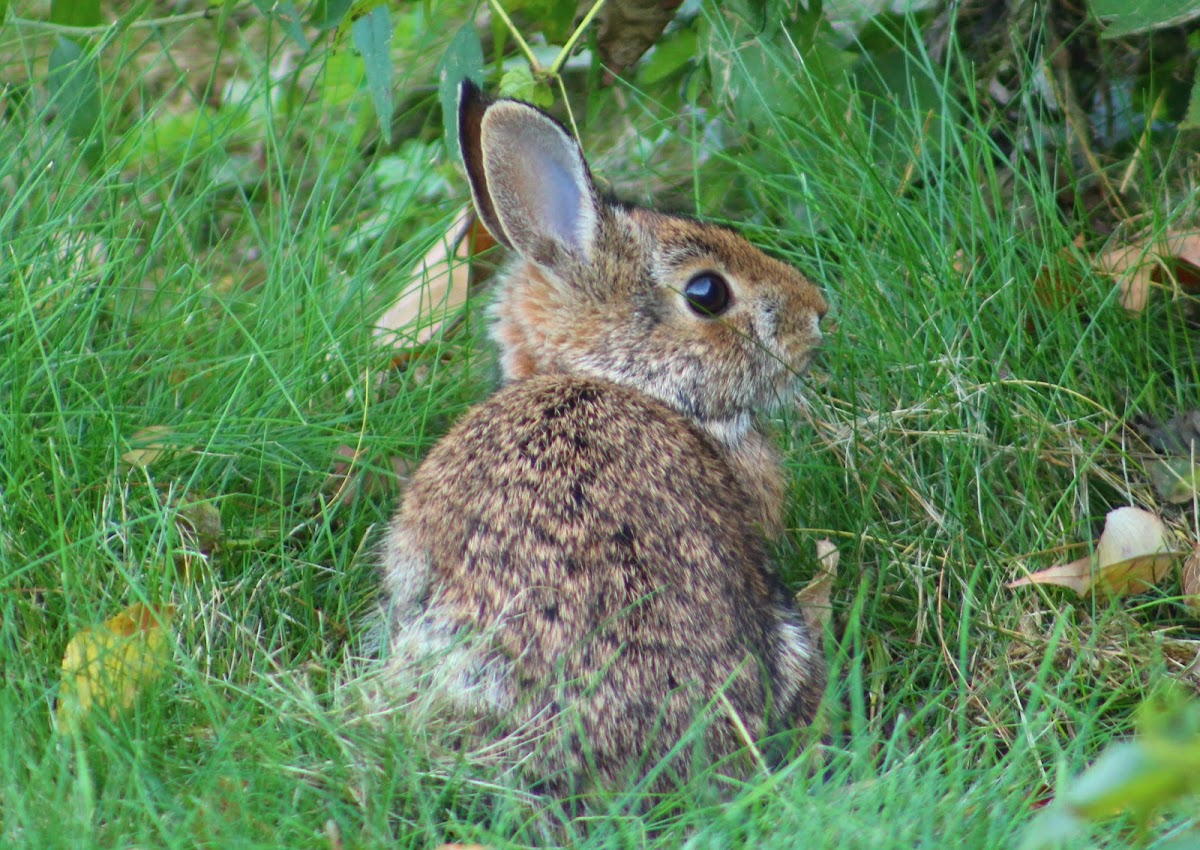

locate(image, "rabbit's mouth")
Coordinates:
767 349 819 408
792 349 819 377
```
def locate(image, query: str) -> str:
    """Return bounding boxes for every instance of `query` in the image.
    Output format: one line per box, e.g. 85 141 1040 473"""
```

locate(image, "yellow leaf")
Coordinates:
121 425 175 469
796 538 839 633
1008 507 1183 598
57 602 175 734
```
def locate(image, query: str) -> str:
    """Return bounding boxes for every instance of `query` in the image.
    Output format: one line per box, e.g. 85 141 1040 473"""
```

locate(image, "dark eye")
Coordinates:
683 272 731 316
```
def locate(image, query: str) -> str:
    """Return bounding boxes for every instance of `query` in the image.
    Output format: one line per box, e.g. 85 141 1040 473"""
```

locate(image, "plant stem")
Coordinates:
549 0 607 77
487 0 540 71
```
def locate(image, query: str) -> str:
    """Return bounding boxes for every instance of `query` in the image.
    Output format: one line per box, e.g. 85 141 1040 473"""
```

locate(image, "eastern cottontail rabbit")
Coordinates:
381 80 828 792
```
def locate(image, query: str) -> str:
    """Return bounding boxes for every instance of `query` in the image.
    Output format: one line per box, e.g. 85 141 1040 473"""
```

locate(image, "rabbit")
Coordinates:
380 79 829 793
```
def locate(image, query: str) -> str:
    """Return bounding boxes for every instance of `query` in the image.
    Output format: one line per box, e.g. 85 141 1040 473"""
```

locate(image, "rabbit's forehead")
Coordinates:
640 214 814 293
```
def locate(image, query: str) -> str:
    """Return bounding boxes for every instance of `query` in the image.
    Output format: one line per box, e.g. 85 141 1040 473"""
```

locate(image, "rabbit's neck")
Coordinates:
488 265 575 382
723 428 787 539
703 414 788 538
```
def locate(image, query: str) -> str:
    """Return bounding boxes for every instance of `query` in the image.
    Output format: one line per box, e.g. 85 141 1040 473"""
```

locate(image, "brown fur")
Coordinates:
381 81 828 792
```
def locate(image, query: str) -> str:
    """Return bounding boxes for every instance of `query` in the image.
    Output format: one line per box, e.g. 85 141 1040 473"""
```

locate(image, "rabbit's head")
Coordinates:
458 81 827 447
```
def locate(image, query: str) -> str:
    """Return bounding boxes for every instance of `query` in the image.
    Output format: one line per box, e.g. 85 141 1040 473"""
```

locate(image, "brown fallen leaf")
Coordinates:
177 500 222 555
324 444 413 507
1008 507 1184 597
373 207 493 351
1135 410 1200 504
57 602 175 734
1093 230 1200 312
1183 547 1200 610
1139 409 1200 456
796 539 839 634
1031 236 1088 312
174 500 223 580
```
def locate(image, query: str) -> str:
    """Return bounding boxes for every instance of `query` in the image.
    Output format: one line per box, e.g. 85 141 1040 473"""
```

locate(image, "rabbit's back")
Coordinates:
385 374 822 786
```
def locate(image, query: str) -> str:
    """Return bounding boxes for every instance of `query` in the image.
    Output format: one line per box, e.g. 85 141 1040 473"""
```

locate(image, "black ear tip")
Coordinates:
458 78 484 108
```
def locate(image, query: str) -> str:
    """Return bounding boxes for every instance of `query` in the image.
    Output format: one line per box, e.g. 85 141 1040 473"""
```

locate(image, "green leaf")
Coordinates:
351 3 393 145
1089 0 1200 37
504 0 576 42
1062 741 1191 821
1020 697 1200 848
312 0 354 30
1019 806 1087 850
48 37 101 144
437 23 485 157
0 0 9 25
113 106 222 171
639 28 699 86
320 49 367 108
252 0 310 49
498 65 553 108
49 0 100 28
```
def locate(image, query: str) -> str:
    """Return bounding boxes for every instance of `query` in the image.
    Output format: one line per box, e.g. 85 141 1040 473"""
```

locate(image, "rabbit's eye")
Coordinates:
684 272 730 316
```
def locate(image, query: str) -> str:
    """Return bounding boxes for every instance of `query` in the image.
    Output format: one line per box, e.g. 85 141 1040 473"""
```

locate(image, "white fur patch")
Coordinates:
385 593 514 717
772 605 816 708
380 523 430 610
702 411 752 447
381 523 514 717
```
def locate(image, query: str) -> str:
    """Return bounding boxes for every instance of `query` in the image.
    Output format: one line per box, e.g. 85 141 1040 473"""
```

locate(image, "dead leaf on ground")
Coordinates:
177 500 222 554
57 602 175 734
1031 234 1089 316
1008 507 1185 598
1183 547 1200 610
174 500 223 580
796 538 839 633
324 444 413 506
1093 230 1200 312
373 207 493 352
122 425 179 469
1135 410 1200 504
1139 409 1200 456
1148 459 1200 505
324 818 343 850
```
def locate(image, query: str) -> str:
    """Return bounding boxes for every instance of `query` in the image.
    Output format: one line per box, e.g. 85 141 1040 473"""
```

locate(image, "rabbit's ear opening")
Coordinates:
477 101 599 265
458 80 513 250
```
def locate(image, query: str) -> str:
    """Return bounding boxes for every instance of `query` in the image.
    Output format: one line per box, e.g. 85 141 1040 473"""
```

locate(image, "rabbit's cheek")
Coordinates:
749 297 782 345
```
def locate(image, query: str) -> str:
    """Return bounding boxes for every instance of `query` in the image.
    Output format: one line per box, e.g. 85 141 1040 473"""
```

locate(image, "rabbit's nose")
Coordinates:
814 293 830 324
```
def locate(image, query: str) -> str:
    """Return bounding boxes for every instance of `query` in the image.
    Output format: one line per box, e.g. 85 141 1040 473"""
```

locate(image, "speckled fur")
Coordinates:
381 82 828 791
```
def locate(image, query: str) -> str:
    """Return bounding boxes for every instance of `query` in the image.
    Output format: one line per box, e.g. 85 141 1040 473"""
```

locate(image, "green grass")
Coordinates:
2 7 1199 849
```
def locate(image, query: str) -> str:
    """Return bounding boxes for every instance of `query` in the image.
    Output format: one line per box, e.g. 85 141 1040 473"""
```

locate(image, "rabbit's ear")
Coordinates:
458 81 598 264
458 80 512 250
